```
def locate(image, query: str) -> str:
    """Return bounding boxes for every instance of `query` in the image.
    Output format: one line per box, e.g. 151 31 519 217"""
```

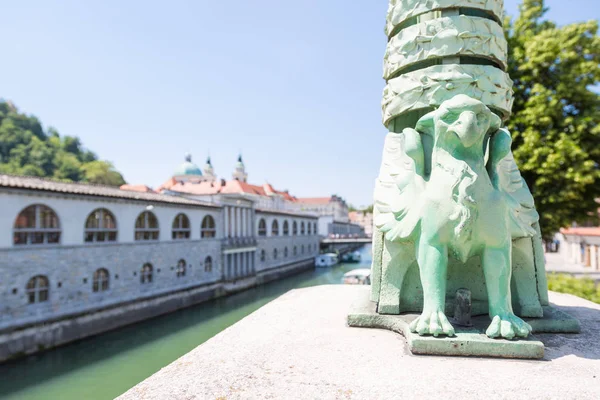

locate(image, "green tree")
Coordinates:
82 160 126 186
505 0 600 239
0 100 127 186
54 152 83 181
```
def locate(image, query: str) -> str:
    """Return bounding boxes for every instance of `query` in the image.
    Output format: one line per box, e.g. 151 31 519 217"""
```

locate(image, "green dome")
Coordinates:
174 154 203 177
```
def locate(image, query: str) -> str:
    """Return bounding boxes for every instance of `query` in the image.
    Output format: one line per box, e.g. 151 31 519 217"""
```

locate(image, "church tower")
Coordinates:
232 154 248 182
203 156 216 182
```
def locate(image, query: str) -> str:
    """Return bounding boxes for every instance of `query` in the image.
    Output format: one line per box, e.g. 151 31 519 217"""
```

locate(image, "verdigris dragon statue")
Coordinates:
374 94 538 339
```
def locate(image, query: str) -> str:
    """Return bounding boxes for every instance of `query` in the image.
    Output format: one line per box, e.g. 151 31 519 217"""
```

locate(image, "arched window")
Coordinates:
141 263 153 284
292 221 298 235
201 215 216 238
308 223 312 235
85 208 117 243
300 222 305 235
26 275 49 303
172 213 190 239
271 220 279 236
258 219 267 236
284 247 288 258
93 268 109 292
301 244 305 254
273 248 278 260
283 221 289 236
204 256 213 272
293 246 297 256
14 205 60 245
260 249 266 262
176 259 186 277
135 211 159 241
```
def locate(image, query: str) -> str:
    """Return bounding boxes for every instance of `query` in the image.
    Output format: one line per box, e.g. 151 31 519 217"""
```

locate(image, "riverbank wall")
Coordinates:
0 258 316 363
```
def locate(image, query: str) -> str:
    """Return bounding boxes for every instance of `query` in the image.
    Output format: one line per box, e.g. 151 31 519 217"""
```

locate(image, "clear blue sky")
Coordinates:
1 0 597 207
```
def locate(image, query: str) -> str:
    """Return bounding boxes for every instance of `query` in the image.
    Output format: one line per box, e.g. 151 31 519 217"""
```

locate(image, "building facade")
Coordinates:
349 211 374 237
292 195 350 223
0 173 319 361
292 196 365 237
559 227 600 270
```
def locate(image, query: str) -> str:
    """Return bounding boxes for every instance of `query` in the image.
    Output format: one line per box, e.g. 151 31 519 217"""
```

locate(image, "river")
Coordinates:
0 245 371 400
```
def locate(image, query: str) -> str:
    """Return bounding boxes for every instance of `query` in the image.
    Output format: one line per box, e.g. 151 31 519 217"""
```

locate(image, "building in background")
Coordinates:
559 227 600 271
291 195 364 237
160 155 364 238
349 211 373 237
0 170 319 361
159 154 296 212
291 195 349 222
551 198 600 270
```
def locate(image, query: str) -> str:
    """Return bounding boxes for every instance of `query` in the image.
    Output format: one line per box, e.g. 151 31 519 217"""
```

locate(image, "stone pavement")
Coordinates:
545 252 600 281
119 285 600 400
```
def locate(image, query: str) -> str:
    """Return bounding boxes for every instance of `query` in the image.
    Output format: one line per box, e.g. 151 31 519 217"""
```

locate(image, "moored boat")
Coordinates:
341 251 362 263
342 268 371 285
315 253 339 268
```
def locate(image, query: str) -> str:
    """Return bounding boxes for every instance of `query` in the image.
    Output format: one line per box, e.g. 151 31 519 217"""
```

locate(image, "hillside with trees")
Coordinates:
0 100 125 186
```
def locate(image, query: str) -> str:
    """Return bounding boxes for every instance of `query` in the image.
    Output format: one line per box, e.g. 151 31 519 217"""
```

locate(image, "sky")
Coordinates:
1 0 598 207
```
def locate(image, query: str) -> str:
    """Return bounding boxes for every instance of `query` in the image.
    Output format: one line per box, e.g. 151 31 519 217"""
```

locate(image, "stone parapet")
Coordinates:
118 285 600 400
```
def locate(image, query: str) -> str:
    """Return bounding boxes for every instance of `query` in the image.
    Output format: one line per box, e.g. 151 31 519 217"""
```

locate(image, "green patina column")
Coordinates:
350 0 579 359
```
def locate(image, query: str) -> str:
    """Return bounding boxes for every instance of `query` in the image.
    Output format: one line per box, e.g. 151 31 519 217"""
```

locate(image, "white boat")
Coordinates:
342 269 371 285
315 253 339 268
341 251 362 263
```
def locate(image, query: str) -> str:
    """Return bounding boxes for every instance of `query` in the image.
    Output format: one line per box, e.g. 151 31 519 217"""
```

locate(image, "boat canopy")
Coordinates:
343 269 371 278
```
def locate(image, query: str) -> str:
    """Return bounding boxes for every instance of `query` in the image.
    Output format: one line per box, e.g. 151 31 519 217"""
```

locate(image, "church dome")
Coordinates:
174 154 203 177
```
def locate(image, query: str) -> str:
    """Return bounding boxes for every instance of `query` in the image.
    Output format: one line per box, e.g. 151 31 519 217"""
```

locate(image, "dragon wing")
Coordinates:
374 128 426 242
488 128 539 238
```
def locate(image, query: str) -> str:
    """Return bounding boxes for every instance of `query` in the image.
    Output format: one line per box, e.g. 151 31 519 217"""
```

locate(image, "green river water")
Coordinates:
0 245 371 400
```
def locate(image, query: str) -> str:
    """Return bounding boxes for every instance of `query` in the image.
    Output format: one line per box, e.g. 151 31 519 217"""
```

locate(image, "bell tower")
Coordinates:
203 156 216 182
232 154 248 182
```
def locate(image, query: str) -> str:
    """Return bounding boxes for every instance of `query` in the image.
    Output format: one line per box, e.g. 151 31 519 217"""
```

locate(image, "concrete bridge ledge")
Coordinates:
118 285 600 400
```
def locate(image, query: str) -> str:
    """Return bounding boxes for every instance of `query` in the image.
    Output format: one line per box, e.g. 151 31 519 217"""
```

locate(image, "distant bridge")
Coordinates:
320 237 372 245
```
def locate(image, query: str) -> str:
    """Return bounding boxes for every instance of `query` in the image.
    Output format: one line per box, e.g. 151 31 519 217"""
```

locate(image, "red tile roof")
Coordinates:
160 178 297 201
120 184 156 193
0 174 217 208
560 227 600 237
295 197 332 205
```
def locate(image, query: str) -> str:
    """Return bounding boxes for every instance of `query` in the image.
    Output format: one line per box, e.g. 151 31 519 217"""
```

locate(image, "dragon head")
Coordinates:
416 95 501 150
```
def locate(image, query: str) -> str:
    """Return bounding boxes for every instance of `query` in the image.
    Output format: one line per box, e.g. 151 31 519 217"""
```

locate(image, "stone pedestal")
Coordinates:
119 286 600 400
348 286 580 359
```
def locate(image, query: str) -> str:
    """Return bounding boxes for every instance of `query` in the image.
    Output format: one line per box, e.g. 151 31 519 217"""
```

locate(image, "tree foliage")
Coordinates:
0 100 126 186
505 0 600 238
